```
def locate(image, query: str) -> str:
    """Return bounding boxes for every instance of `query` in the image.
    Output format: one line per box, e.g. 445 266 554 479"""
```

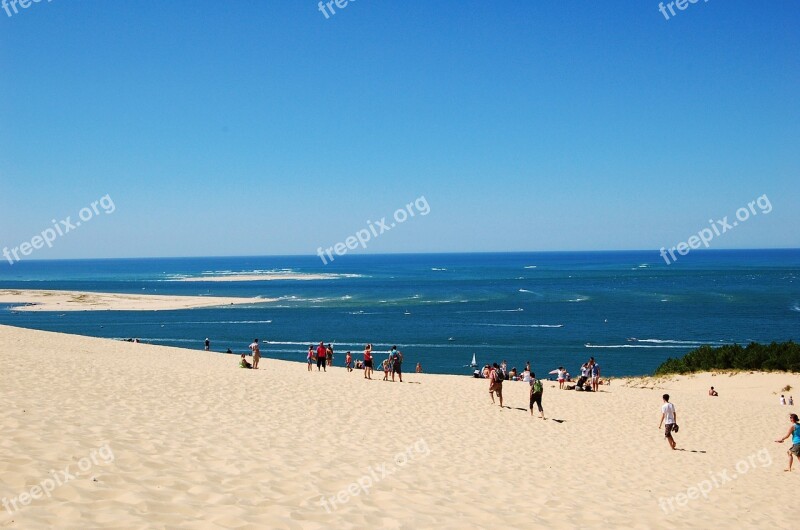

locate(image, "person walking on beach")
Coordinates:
775 413 800 472
529 372 545 420
249 338 260 370
416 362 422 373
204 338 210 351
363 344 374 379
307 345 314 372
781 395 787 406
345 351 353 372
390 346 403 382
316 341 327 372
658 394 677 450
326 344 334 367
489 362 504 407
791 396 795 406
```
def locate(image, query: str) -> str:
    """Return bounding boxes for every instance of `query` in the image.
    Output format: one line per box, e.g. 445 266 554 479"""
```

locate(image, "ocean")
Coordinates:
0 250 798 377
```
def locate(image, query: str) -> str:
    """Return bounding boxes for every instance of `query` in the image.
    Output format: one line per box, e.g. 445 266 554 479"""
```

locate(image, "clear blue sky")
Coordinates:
1 0 798 259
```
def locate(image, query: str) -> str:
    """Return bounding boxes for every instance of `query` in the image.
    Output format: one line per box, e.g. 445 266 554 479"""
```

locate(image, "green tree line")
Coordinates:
654 342 800 375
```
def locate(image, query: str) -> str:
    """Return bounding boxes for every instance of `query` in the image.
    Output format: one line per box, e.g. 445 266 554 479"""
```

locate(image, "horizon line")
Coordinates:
6 247 800 264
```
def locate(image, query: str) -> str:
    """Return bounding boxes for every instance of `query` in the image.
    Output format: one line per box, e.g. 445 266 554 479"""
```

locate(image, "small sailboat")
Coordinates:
470 352 478 368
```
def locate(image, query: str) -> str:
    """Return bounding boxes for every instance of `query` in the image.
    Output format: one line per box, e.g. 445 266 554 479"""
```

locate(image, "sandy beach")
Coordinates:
1 324 798 529
0 290 271 312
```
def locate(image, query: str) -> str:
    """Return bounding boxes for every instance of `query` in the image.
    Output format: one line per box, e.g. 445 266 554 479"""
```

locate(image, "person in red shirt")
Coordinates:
316 341 327 372
363 344 373 379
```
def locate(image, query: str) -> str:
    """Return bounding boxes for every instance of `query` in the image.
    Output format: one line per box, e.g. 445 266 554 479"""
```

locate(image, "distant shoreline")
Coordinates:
0 289 271 312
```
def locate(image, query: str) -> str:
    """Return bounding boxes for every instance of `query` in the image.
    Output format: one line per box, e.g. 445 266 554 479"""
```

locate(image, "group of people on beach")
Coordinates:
481 361 546 419
231 337 417 383
306 342 335 371
355 344 405 382
663 393 800 472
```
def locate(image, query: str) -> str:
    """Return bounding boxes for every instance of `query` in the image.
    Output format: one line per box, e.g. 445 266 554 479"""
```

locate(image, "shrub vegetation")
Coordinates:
654 342 800 375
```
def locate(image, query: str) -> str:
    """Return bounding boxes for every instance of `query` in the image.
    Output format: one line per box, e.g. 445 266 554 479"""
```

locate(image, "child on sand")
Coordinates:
363 345 373 379
557 367 566 389
239 354 251 369
345 351 353 372
382 358 390 381
307 346 314 372
658 394 677 450
775 413 800 471
709 386 718 396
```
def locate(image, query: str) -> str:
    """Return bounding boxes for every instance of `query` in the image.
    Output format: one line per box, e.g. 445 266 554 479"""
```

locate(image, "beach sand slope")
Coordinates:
1 324 798 529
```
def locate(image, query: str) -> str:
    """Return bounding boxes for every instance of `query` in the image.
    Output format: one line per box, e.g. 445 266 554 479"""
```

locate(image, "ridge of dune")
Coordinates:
1 323 798 529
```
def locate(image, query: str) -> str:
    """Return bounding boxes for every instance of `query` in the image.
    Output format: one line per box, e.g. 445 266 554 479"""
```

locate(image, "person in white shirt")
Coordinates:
781 395 787 406
658 394 677 450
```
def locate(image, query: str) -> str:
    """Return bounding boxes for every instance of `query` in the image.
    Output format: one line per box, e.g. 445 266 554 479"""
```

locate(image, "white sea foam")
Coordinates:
477 323 563 328
631 339 716 345
457 308 524 314
523 265 537 269
585 343 690 349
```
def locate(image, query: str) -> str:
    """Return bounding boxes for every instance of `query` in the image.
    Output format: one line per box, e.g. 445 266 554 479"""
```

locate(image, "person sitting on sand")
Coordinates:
345 351 353 372
709 386 718 396
522 368 532 383
509 367 518 380
356 359 364 370
482 364 491 379
775 413 800 472
489 362 504 407
239 354 251 369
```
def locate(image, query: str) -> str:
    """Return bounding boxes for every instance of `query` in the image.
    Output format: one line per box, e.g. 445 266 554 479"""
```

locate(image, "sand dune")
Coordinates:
1 324 798 529
0 290 272 312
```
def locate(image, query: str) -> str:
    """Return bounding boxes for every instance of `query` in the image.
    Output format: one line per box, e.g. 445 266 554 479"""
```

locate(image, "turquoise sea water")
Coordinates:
0 250 798 376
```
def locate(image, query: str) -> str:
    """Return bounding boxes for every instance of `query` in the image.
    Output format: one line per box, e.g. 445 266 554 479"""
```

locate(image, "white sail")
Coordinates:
470 353 477 367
